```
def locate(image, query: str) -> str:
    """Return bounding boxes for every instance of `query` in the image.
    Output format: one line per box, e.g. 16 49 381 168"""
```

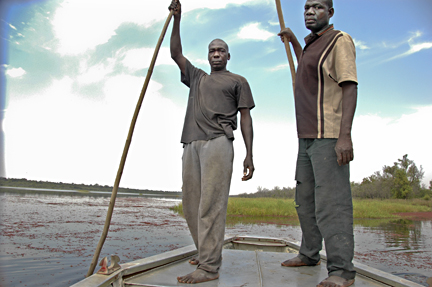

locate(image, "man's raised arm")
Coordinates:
169 0 186 74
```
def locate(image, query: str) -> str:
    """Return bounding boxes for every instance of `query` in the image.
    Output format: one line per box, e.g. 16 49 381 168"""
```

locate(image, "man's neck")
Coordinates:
210 68 228 74
311 24 334 36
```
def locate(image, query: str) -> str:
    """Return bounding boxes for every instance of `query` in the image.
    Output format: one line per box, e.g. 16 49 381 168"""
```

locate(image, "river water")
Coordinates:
0 191 431 287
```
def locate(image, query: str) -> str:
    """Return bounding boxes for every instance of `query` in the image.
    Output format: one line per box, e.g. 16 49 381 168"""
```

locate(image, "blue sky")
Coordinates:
2 0 432 194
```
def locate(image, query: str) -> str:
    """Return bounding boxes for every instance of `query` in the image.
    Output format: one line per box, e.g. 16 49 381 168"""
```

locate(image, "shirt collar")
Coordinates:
315 24 334 36
304 24 334 43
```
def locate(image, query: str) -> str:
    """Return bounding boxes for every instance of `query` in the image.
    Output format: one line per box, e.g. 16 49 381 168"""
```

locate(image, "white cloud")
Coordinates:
352 106 432 186
51 0 166 55
400 31 432 56
5 74 185 191
386 31 432 61
268 63 289 72
75 46 175 86
406 42 432 55
121 47 174 72
231 120 298 194
77 58 116 85
181 0 269 11
51 0 270 55
6 67 26 78
237 22 273 41
353 39 369 50
191 58 209 66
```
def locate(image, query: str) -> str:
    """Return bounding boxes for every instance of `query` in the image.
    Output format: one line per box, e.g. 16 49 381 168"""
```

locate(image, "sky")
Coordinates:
1 0 432 195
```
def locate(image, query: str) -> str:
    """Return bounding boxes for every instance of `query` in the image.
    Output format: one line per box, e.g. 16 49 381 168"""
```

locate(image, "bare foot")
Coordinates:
317 276 354 287
177 269 219 284
188 257 199 265
281 256 320 267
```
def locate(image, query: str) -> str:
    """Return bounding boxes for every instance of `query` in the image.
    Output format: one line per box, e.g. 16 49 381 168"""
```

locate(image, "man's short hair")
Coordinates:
324 0 333 8
209 38 229 52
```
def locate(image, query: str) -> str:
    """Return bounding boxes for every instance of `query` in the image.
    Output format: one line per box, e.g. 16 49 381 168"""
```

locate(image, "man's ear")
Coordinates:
328 7 334 19
227 53 231 60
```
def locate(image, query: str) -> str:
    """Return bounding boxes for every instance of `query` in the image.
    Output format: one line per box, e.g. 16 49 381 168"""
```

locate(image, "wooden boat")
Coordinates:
71 235 424 287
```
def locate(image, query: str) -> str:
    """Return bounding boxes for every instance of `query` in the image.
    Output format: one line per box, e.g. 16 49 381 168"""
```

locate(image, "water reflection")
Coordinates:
0 186 182 199
225 215 431 254
355 218 428 251
381 219 423 250
354 218 432 286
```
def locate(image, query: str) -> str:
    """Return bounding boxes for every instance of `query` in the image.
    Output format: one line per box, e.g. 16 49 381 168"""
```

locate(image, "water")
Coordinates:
0 191 431 286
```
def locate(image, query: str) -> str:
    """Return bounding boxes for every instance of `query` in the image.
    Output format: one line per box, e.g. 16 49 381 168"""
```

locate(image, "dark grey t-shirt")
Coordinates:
180 60 255 144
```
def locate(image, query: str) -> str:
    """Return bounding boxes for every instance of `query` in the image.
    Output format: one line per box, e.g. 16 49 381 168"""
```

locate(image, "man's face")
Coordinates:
208 40 230 72
304 0 334 33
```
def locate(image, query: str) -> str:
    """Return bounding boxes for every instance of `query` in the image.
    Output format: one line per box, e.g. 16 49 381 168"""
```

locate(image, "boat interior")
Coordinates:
72 236 424 287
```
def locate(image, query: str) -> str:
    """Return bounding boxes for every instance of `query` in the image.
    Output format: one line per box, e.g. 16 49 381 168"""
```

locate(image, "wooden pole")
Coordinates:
86 9 175 278
275 0 296 93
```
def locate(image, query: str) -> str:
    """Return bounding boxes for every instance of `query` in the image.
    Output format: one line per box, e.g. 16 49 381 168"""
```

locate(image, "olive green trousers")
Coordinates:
295 138 356 280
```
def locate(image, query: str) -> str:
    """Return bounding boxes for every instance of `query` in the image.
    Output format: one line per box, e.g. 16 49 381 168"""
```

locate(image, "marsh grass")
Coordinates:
227 198 298 217
170 198 431 219
353 198 431 218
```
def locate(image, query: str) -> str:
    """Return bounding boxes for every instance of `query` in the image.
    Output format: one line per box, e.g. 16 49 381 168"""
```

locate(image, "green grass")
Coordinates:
170 198 431 219
353 199 431 218
227 198 298 217
77 190 90 193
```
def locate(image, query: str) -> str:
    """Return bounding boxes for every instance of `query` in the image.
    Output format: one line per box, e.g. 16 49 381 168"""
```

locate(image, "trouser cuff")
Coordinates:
298 254 320 265
197 265 219 274
329 269 356 280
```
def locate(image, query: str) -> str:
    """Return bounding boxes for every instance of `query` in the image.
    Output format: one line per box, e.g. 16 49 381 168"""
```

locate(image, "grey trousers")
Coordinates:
295 139 356 280
182 135 234 273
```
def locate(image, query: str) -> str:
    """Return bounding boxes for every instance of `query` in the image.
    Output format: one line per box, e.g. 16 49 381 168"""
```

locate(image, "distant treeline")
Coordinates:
238 155 432 200
0 177 181 195
236 186 296 199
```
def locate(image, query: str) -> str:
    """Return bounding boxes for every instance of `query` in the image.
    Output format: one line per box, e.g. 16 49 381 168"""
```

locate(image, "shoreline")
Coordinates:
0 186 182 198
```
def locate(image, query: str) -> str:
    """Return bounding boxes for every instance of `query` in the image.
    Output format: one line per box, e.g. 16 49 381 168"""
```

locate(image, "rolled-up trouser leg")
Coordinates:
295 139 323 265
310 139 356 280
182 136 234 273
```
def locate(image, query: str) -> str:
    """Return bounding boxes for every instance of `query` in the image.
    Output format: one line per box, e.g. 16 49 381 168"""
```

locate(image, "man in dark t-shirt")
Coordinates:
169 0 255 284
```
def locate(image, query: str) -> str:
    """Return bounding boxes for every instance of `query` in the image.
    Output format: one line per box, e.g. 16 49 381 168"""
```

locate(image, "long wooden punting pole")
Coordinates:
86 9 175 277
275 0 296 93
